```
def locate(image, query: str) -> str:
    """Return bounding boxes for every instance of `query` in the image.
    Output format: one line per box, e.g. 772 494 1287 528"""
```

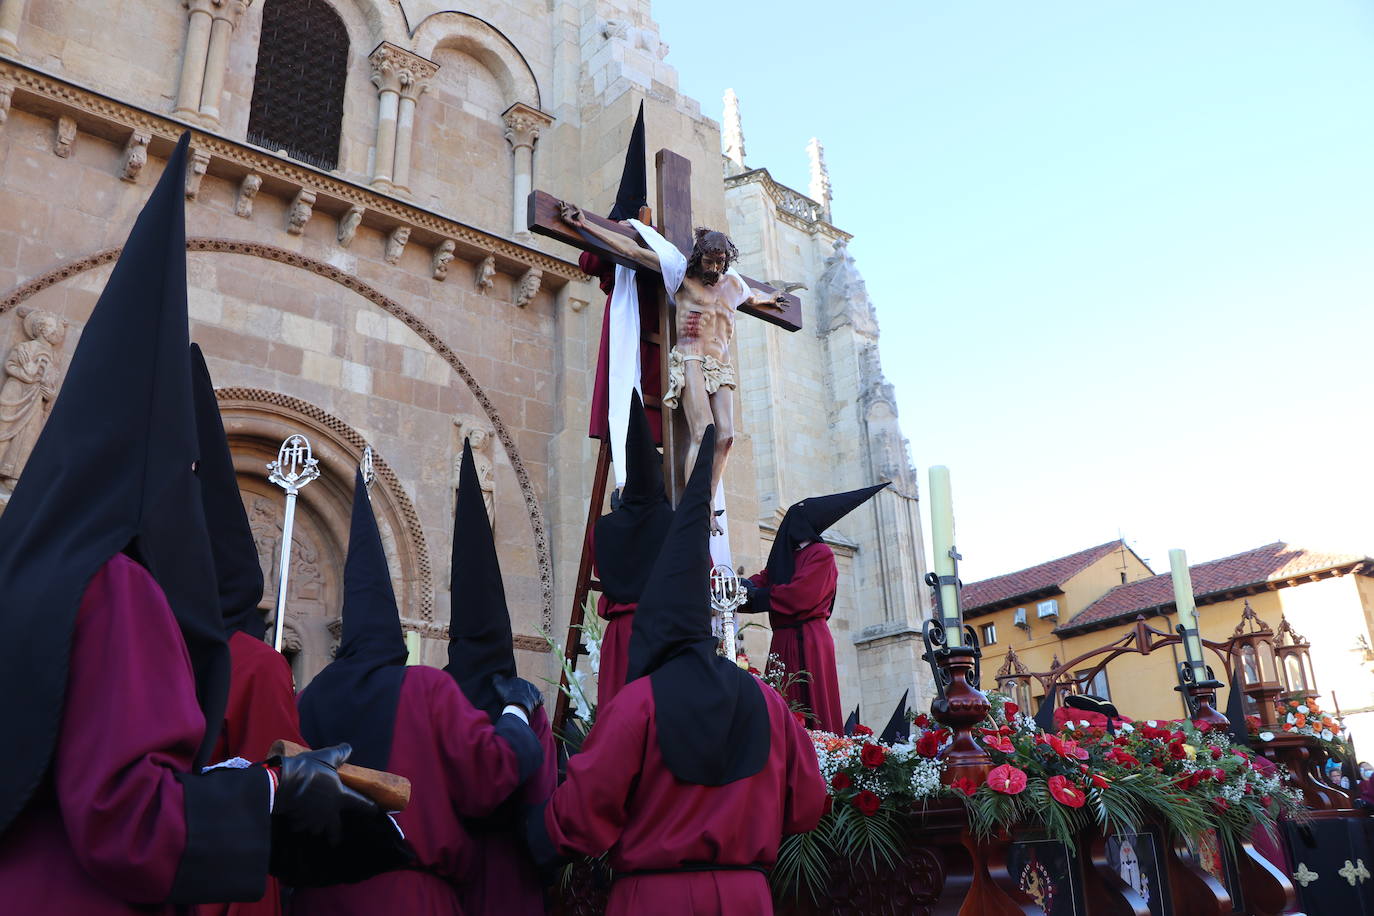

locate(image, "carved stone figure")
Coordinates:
431 239 456 281
184 147 210 199
513 267 542 309
0 82 13 128
475 255 496 293
337 205 363 247
454 416 496 524
384 226 410 265
54 116 76 158
286 187 315 235
120 131 150 183
0 309 68 484
235 173 262 218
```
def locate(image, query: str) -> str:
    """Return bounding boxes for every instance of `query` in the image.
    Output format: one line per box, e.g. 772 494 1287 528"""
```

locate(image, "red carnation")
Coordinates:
853 724 874 737
950 776 980 797
1047 775 1086 809
985 735 1015 754
830 772 852 791
853 790 881 816
1192 719 1212 733
916 731 942 758
1003 701 1020 719
914 713 931 729
987 764 1028 795
860 743 887 769
1210 746 1222 760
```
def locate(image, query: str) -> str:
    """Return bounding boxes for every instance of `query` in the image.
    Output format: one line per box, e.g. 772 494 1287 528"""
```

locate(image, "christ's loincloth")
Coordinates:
663 347 737 410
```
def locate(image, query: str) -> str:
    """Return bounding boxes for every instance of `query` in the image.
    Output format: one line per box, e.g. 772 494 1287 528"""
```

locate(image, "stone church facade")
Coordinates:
0 0 933 716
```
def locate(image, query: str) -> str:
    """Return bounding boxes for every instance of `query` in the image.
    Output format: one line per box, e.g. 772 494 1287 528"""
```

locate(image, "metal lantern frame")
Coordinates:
1274 614 1317 699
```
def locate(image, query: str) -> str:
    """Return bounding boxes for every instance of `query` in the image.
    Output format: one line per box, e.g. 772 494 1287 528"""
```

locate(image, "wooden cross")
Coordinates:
527 148 802 730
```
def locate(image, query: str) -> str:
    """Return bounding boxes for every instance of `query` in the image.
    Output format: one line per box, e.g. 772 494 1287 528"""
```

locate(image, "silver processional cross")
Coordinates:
266 434 320 653
709 564 746 660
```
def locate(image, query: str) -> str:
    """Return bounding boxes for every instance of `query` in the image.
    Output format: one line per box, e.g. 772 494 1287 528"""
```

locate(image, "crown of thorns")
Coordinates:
689 228 739 268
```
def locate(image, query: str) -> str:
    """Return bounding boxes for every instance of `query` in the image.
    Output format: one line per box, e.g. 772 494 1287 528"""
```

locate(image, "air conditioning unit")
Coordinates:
1036 599 1060 620
1013 607 1029 629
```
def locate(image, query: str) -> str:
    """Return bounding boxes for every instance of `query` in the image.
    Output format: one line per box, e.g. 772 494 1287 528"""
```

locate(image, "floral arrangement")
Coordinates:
1251 696 1348 753
776 694 1303 902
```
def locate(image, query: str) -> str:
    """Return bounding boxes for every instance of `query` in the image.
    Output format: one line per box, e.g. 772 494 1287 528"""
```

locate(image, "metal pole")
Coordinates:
267 434 320 654
710 564 744 661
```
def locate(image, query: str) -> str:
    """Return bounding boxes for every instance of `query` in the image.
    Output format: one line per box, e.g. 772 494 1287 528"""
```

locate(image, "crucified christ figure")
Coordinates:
560 202 787 533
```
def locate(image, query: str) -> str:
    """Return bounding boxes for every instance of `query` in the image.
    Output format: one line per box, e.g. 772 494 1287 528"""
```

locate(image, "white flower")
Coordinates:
1119 722 1135 734
1297 705 1310 715
1259 731 1275 742
1321 729 1334 742
585 637 602 676
1065 720 1076 731
1286 713 1297 725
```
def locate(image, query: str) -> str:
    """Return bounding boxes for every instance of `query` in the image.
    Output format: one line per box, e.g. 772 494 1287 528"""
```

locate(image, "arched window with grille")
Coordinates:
248 0 349 171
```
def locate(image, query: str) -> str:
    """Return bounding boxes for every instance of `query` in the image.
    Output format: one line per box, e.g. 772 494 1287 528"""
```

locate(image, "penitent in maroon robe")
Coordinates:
0 555 269 914
542 676 827 915
290 666 528 915
596 594 636 707
457 708 558 916
748 542 843 734
196 631 306 916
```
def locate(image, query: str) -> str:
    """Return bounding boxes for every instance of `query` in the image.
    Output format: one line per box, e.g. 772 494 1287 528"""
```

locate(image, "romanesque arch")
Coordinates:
0 238 554 629
410 11 541 109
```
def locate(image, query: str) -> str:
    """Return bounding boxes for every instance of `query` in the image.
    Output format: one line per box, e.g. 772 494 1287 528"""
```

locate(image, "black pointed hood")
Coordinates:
298 469 408 771
766 482 890 584
626 425 770 785
879 689 910 744
1034 690 1057 732
843 706 860 736
594 390 671 604
1224 671 1250 750
607 101 647 221
444 439 516 720
0 134 229 836
191 344 266 641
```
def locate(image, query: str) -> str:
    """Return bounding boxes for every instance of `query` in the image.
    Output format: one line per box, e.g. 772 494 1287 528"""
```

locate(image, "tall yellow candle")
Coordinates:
1169 548 1206 670
928 466 962 648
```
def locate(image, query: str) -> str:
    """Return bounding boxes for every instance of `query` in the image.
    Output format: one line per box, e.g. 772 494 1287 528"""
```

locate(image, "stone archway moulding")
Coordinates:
0 238 555 628
410 11 541 109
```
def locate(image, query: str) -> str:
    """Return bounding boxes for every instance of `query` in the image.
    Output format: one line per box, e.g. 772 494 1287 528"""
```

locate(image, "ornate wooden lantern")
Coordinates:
1230 601 1283 727
1274 615 1317 698
994 647 1034 714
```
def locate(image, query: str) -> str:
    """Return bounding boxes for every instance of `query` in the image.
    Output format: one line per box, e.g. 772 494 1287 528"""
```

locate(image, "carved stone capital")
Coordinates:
384 225 410 265
502 103 553 151
183 0 217 17
210 0 254 26
234 172 261 218
286 187 316 235
337 204 363 247
184 147 210 199
431 239 455 281
368 42 438 98
513 267 543 308
119 130 150 182
53 116 76 158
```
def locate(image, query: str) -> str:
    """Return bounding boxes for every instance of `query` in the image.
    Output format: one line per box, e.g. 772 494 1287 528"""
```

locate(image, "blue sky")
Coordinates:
655 2 1374 580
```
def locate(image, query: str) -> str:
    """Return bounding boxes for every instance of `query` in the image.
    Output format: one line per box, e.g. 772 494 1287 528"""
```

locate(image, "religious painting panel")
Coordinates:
1105 830 1170 916
1008 836 1084 916
1180 828 1244 912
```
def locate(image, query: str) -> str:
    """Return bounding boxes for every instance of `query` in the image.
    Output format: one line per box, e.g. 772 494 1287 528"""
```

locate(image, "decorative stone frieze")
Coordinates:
119 130 151 182
286 187 315 235
431 239 455 280
337 204 363 247
235 172 261 218
185 147 210 199
384 225 410 265
53 116 75 158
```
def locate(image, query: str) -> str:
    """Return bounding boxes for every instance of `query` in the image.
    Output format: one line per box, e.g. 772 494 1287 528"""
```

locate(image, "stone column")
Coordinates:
502 103 553 237
368 43 436 192
0 0 26 56
198 0 251 125
175 0 216 119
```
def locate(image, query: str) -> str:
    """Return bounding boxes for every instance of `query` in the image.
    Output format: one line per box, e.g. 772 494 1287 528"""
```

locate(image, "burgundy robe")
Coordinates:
0 554 269 914
290 666 527 915
748 542 843 733
457 708 558 916
596 594 636 708
543 676 827 915
581 251 663 443
197 631 306 916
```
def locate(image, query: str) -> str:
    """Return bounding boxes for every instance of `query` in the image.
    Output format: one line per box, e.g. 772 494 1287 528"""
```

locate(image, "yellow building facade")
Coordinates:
964 541 1374 753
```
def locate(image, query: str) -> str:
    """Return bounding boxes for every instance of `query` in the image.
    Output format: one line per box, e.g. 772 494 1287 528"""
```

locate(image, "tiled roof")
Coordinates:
961 541 1126 614
1057 542 1371 633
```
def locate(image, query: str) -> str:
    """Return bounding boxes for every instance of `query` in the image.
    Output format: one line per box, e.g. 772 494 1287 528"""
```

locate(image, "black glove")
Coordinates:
272 743 378 844
741 580 771 612
493 674 545 715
